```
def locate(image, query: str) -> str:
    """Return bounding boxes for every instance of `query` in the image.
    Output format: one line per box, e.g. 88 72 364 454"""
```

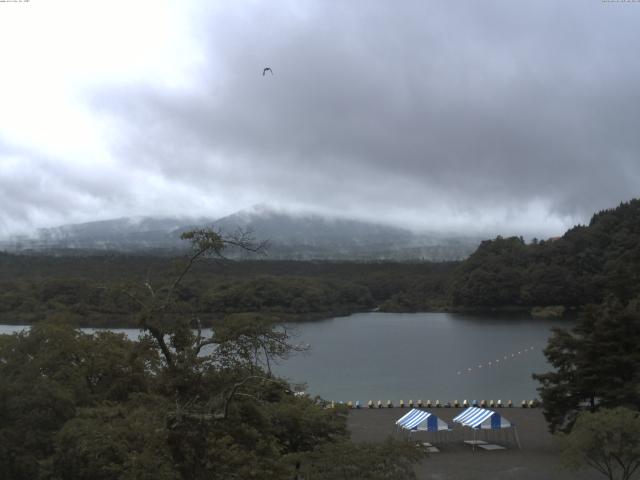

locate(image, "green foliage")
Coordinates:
0 255 455 326
530 305 566 319
0 230 374 479
292 438 426 480
452 236 527 307
202 276 374 317
264 394 349 454
0 377 75 480
1 198 640 318
0 320 157 479
533 298 640 432
0 316 354 479
559 407 640 480
53 398 179 480
451 199 640 308
180 228 225 256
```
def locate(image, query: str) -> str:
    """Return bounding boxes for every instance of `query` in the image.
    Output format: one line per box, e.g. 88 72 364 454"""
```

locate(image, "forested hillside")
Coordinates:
0 255 454 326
1 199 638 325
451 199 640 309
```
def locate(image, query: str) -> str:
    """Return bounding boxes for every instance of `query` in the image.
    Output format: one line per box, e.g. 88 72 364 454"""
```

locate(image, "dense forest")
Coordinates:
1 199 639 326
0 253 455 326
450 199 640 311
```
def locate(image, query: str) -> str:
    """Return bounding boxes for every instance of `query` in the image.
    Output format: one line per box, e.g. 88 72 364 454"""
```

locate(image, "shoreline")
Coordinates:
0 306 579 329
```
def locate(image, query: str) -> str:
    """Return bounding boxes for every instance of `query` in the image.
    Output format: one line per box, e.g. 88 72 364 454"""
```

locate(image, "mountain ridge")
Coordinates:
1 206 481 261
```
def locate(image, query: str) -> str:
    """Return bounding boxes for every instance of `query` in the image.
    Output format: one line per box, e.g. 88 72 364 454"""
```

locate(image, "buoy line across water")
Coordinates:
456 346 536 375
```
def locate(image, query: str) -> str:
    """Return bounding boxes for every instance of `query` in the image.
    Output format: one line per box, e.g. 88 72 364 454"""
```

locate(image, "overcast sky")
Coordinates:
1 0 639 238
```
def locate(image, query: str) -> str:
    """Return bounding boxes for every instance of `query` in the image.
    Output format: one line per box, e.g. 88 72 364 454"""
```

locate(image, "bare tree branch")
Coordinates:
122 290 145 309
147 323 174 369
223 375 282 419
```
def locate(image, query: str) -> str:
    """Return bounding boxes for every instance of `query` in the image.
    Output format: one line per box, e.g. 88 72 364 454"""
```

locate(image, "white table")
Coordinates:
478 444 506 451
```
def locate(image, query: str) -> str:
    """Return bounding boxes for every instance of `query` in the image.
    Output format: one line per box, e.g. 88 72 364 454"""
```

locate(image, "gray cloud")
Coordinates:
0 139 125 236
4 0 640 237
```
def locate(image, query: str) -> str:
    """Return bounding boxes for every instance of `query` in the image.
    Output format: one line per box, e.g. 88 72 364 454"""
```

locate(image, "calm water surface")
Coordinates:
275 312 572 402
0 312 572 403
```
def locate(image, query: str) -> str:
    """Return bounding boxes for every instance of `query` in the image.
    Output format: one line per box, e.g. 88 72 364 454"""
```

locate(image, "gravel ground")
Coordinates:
347 408 603 480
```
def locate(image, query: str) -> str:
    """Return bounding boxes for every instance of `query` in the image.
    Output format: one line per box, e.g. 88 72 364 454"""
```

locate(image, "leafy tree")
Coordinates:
292 438 426 480
534 297 640 432
0 319 156 479
52 397 179 480
451 199 640 309
264 394 348 454
451 236 527 307
520 264 580 306
120 229 350 479
559 407 640 480
0 377 75 480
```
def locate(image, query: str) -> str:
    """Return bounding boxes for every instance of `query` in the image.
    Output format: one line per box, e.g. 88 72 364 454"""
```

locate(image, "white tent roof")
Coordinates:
452 407 512 429
396 408 450 432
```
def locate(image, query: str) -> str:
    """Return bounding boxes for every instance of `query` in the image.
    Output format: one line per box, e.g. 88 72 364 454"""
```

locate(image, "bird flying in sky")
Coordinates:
263 67 273 76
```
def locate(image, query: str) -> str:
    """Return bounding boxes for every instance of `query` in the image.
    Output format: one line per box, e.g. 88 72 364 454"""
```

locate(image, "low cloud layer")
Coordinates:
1 1 639 238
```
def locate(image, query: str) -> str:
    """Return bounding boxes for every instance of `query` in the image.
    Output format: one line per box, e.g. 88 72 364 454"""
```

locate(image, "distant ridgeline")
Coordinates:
0 200 638 326
0 208 480 262
450 199 640 311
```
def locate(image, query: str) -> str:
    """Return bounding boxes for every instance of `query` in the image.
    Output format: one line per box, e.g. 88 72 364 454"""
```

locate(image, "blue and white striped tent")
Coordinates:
452 407 511 429
452 407 521 449
396 409 450 432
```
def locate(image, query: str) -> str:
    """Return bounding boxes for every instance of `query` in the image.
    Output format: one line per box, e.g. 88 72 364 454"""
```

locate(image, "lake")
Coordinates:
0 312 571 404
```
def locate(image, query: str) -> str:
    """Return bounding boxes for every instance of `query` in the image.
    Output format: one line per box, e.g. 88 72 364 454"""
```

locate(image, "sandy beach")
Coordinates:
347 408 602 480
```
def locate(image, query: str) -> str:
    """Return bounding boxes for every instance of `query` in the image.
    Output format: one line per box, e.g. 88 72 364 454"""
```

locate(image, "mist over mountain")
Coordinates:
214 206 481 261
1 206 481 261
5 217 195 253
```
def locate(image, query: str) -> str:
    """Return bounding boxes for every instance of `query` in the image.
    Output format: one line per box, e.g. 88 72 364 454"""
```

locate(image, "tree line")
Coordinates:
524 201 640 479
451 199 640 310
2 199 640 325
0 253 455 327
